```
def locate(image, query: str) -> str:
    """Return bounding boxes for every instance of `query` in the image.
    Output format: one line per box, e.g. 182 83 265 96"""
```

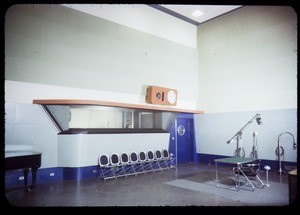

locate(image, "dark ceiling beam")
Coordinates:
147 4 200 26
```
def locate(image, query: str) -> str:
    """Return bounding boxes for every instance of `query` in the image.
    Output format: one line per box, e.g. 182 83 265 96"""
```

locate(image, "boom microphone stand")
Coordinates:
227 114 262 158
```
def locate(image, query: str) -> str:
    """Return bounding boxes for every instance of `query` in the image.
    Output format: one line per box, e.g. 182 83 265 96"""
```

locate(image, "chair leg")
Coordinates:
240 170 255 191
121 166 128 178
255 175 265 188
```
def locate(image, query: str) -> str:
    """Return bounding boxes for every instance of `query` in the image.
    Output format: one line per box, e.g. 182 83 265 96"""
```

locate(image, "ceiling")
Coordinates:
64 4 242 27
150 4 242 25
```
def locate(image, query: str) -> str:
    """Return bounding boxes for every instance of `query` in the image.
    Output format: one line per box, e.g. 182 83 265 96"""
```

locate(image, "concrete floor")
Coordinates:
4 162 293 207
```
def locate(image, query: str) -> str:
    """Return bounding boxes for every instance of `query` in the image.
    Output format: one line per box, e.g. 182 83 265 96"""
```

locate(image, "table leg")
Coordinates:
236 164 240 191
215 161 218 183
215 162 238 191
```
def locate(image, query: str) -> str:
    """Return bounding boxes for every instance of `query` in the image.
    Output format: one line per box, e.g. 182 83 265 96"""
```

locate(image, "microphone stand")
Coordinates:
276 132 296 175
252 132 258 159
227 114 262 158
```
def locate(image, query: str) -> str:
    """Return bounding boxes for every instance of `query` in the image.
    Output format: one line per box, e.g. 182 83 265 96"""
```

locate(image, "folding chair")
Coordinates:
233 159 265 191
138 151 148 174
130 151 144 175
98 154 114 181
161 149 176 169
120 152 137 177
110 153 124 178
144 150 156 172
154 149 163 171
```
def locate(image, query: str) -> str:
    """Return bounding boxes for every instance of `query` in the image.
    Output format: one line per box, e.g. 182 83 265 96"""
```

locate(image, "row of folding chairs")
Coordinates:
97 149 176 181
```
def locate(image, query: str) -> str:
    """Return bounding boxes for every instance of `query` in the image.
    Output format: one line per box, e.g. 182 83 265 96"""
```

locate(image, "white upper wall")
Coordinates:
197 6 297 113
5 5 297 114
62 4 197 49
5 4 199 110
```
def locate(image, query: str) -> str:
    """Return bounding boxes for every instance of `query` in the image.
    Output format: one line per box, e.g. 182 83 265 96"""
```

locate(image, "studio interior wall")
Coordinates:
4 5 297 170
4 4 199 169
5 4 199 109
195 6 297 163
195 109 297 162
197 6 297 113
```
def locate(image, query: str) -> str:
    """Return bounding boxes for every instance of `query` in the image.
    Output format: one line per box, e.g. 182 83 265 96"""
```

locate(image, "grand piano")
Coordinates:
5 151 42 191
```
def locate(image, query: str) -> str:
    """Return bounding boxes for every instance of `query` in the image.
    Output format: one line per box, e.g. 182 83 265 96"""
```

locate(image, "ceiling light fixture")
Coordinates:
191 10 203 17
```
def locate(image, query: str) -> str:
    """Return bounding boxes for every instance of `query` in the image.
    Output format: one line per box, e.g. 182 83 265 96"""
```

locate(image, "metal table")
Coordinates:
214 157 256 191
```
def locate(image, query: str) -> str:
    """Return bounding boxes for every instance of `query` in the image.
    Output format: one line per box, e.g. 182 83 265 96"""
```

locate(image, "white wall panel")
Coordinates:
58 133 170 167
197 6 297 113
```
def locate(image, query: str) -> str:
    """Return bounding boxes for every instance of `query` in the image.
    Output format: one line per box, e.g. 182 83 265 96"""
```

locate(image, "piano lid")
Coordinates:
5 151 42 158
5 144 33 152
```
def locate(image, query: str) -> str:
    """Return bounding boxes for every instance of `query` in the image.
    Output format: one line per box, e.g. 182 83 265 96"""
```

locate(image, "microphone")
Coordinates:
227 139 234 144
256 116 262 125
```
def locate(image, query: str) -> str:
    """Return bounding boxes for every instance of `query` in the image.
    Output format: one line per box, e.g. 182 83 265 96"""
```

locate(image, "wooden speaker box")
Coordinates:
146 86 177 106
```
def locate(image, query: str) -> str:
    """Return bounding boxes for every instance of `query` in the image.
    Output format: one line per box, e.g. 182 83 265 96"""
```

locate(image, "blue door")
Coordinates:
168 115 195 164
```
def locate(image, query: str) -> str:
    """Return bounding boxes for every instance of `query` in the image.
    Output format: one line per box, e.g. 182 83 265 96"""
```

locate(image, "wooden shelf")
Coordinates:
32 99 204 114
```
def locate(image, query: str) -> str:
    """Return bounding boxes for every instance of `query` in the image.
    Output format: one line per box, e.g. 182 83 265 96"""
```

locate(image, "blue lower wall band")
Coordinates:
5 165 99 189
5 156 297 189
